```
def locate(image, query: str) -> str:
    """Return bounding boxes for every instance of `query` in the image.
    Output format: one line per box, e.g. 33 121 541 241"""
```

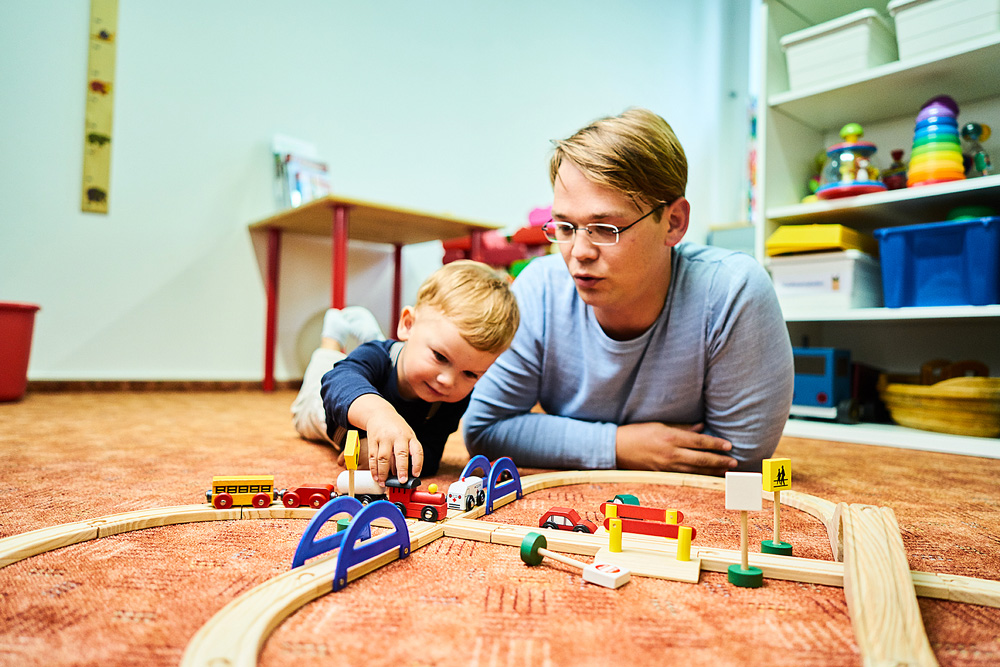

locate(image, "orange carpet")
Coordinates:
1 391 998 666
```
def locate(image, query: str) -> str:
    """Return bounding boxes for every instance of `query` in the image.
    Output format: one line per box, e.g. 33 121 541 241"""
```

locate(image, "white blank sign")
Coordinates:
725 472 763 511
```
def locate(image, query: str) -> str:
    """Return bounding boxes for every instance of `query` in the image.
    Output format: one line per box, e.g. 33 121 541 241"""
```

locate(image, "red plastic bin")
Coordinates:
0 301 41 401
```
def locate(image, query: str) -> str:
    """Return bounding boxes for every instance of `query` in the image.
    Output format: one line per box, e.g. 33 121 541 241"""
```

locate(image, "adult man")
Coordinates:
463 108 793 475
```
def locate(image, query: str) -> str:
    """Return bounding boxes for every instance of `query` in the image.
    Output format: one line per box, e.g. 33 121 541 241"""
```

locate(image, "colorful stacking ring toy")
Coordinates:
908 95 965 187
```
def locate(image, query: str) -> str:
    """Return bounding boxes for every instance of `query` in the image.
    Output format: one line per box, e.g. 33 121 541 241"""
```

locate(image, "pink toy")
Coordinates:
512 205 552 245
882 149 908 190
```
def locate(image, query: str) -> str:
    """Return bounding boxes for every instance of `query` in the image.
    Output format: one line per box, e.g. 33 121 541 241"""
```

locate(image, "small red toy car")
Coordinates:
538 506 598 533
279 483 335 508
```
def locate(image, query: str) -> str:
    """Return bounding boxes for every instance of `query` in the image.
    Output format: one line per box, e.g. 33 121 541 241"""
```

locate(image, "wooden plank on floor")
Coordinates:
841 504 937 666
0 522 100 568
96 505 241 538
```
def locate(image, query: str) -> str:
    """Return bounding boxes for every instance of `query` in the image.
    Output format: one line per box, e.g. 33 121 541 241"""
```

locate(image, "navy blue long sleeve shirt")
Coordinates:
320 340 468 476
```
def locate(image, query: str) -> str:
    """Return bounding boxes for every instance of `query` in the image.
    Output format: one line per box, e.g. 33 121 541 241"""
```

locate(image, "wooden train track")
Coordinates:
181 517 447 666
2 470 999 667
0 504 318 569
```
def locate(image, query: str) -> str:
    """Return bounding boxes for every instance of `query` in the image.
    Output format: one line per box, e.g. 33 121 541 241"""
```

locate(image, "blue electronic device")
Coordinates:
790 347 851 420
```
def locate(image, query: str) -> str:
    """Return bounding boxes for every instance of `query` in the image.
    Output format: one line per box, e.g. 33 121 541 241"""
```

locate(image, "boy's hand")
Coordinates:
363 410 424 485
347 394 425 485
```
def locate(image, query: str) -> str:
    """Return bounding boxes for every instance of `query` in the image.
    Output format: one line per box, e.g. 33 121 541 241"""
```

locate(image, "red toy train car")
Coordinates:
279 483 336 508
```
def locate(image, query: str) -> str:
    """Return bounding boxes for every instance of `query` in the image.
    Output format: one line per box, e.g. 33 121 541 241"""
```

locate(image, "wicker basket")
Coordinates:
878 376 1000 438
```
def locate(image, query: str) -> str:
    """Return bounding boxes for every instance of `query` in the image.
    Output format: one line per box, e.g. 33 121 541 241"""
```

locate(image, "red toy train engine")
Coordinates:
385 477 448 522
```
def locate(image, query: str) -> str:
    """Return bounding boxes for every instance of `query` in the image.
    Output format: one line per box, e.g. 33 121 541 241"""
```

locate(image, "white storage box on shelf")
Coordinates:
767 250 883 312
888 0 1000 60
780 9 898 91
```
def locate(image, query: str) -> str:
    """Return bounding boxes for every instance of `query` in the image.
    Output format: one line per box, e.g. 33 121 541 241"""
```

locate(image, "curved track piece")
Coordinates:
291 496 365 569
333 500 411 591
485 456 522 514
181 518 444 667
0 505 242 568
461 454 491 480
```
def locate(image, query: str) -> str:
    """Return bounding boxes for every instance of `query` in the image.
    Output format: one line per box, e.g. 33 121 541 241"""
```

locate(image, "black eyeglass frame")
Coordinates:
542 201 668 246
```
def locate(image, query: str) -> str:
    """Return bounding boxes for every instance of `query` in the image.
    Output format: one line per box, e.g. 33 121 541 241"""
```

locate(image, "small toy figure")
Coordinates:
803 150 827 202
816 123 887 199
882 149 908 190
961 122 993 178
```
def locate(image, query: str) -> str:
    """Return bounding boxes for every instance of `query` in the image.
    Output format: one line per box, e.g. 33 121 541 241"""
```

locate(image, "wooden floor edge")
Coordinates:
25 380 301 393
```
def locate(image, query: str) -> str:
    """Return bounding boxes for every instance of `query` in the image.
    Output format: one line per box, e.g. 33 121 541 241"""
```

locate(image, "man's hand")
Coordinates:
615 422 736 476
347 395 424 485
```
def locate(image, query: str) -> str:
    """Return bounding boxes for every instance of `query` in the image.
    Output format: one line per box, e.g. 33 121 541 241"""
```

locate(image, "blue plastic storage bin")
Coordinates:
873 217 1000 307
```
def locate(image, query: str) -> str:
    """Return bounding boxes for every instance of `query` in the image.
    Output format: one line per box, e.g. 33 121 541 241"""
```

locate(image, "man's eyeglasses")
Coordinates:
541 202 667 246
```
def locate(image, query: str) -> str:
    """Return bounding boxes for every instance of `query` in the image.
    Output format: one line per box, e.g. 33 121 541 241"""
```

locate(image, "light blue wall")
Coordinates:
0 0 751 381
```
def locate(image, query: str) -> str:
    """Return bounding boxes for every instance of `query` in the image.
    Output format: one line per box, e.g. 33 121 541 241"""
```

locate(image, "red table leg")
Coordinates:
392 244 402 335
263 228 282 392
332 204 350 309
469 229 484 262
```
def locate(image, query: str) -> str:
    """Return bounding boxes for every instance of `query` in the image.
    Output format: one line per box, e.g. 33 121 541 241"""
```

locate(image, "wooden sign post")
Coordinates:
344 430 360 498
725 471 764 588
761 457 793 555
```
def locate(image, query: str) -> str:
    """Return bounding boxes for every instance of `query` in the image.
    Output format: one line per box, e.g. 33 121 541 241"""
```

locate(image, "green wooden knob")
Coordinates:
728 563 764 588
761 539 793 556
520 532 547 566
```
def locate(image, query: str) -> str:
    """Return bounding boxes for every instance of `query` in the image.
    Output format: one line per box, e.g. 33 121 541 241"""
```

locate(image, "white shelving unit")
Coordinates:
768 173 1000 229
756 0 1000 457
783 419 1000 459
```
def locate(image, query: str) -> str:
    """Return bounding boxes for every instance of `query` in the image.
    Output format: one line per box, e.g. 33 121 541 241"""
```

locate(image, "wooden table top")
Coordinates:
248 195 503 246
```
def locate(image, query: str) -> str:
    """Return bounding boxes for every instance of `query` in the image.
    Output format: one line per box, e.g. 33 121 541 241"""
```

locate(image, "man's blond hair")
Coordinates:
549 107 687 211
415 260 519 353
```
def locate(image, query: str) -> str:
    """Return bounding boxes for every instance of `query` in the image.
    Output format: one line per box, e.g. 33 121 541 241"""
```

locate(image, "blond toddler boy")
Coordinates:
291 260 519 484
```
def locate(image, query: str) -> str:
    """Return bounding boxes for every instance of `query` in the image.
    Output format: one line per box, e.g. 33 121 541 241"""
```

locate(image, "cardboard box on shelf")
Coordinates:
767 249 883 311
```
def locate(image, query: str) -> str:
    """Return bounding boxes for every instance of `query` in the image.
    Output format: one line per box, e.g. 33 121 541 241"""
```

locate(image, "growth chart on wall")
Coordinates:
81 0 118 214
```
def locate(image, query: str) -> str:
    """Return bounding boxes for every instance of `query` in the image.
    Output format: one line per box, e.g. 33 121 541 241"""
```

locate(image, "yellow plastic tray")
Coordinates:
766 224 878 257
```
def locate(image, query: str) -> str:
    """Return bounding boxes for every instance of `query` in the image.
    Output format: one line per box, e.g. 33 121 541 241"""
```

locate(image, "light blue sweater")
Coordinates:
463 244 793 471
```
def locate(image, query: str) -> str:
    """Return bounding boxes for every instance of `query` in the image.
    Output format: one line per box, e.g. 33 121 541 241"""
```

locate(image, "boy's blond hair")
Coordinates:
415 260 519 353
549 107 687 211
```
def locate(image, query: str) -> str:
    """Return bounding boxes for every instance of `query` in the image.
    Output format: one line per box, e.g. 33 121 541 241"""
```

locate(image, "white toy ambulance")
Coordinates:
446 475 485 511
